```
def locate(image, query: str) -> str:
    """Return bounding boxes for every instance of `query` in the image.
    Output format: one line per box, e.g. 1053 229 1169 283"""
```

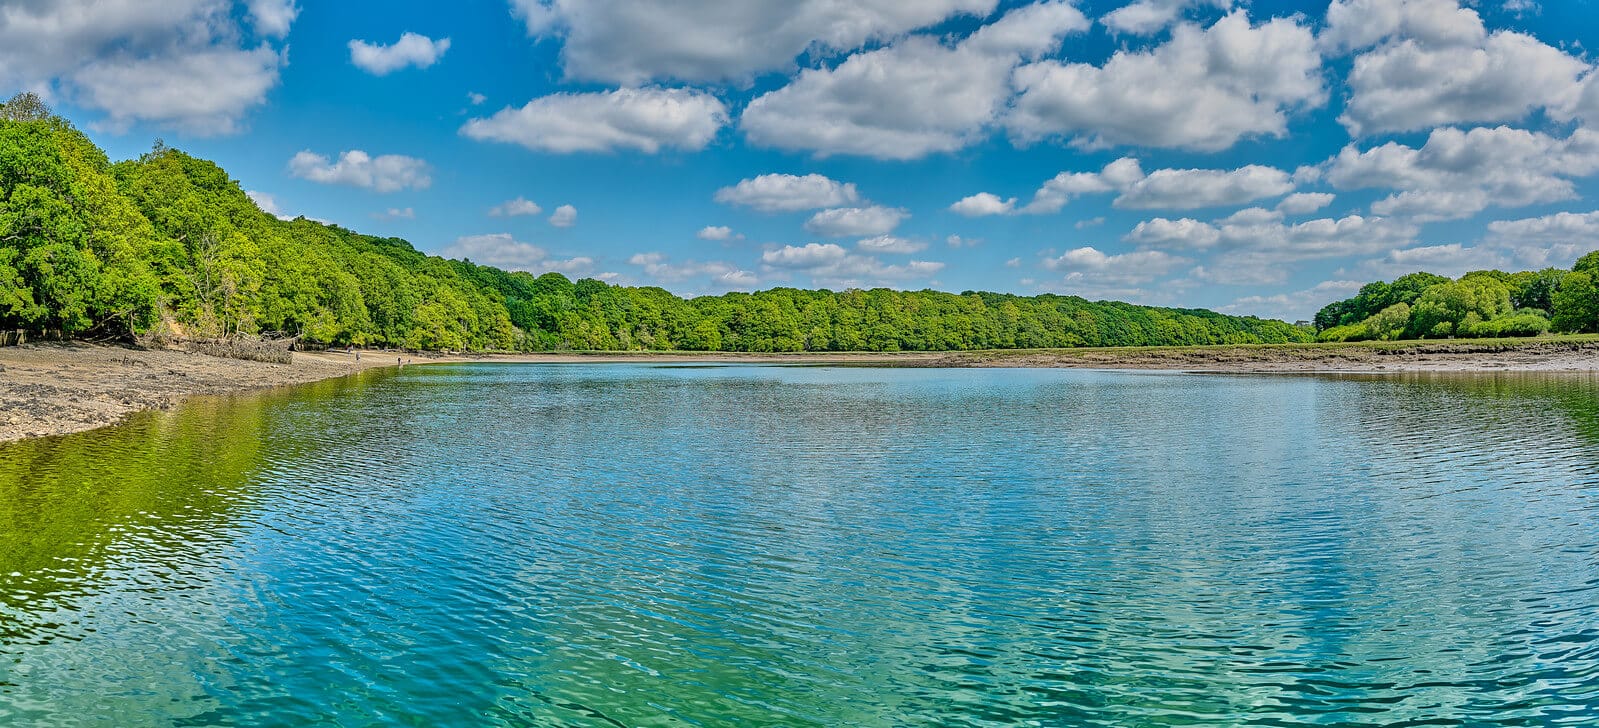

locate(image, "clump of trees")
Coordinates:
1 96 1318 352
1314 256 1599 342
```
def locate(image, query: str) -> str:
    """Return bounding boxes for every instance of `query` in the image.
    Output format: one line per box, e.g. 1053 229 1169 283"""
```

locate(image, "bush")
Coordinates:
1318 323 1371 342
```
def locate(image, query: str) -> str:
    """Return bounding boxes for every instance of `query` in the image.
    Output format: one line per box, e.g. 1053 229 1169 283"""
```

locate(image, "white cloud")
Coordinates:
954 157 1291 216
349 33 451 75
247 0 298 37
468 92 487 105
1218 279 1365 321
740 1 1090 160
1484 211 1599 268
946 234 981 248
1040 247 1191 292
697 225 738 241
461 87 727 154
1215 207 1282 226
950 192 1017 217
72 45 283 135
1277 192 1335 214
1008 11 1323 151
760 243 943 288
0 0 289 134
714 173 859 212
549 204 578 228
1125 213 1419 284
442 233 594 276
1340 31 1588 136
1127 217 1223 248
508 0 996 84
1325 126 1599 221
629 252 757 290
1320 0 1486 54
246 190 292 221
1101 0 1229 36
1350 243 1510 279
804 206 908 237
1114 165 1293 210
375 207 415 220
490 197 543 217
857 235 927 254
288 150 432 192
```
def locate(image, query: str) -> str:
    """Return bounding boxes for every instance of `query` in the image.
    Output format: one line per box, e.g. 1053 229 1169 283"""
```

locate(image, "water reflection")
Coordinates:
1 366 1597 726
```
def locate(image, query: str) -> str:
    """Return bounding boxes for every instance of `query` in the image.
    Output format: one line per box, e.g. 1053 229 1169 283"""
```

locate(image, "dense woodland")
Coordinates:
1313 256 1599 341
0 96 1314 353
7 94 1596 354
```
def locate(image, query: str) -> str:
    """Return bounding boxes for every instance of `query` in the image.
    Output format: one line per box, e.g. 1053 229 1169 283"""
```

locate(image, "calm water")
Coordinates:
2 365 1598 726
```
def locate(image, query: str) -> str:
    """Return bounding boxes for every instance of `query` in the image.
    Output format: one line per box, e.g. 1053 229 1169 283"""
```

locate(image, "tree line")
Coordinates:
1313 257 1599 341
4 95 1316 352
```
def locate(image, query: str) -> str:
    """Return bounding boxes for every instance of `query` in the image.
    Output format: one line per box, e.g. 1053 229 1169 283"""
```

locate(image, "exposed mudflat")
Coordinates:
3 339 1597 442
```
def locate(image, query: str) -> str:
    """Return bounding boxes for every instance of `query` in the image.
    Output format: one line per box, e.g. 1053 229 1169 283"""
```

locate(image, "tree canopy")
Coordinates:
3 102 1326 352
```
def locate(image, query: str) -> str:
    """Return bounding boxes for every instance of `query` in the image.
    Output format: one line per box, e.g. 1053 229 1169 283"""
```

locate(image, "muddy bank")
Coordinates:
3 339 1597 442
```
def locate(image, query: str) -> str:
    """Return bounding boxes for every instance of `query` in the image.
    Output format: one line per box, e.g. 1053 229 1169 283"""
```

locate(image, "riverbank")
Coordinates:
3 337 1597 441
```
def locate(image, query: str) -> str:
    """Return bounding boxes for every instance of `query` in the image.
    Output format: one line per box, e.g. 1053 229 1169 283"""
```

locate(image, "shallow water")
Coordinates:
2 365 1598 726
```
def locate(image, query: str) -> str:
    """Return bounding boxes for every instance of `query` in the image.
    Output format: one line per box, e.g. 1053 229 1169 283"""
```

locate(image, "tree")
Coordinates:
1552 271 1599 333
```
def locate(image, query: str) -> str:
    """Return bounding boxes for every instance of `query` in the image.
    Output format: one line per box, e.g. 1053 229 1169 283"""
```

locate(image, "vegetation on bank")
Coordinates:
1313 257 1599 342
0 94 1310 353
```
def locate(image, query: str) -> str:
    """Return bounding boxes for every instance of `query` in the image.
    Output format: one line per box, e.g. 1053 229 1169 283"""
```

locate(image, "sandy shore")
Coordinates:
3 338 1597 442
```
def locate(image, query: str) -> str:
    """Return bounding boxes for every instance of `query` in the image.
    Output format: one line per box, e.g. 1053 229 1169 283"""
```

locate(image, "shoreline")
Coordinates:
3 338 1597 442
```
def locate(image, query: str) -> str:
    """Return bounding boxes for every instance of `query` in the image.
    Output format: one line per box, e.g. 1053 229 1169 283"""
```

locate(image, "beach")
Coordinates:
2 338 1597 442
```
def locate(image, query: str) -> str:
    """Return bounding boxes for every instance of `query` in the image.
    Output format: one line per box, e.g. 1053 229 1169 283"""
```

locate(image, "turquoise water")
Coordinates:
2 365 1598 726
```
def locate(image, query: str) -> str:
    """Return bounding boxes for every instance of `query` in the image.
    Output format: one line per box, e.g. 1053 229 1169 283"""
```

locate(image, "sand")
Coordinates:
3 339 1597 442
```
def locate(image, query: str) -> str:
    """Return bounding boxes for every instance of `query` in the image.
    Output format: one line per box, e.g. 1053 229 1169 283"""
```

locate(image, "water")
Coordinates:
2 365 1598 726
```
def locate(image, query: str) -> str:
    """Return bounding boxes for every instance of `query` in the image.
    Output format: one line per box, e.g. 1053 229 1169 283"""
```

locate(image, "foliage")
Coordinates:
1316 259 1599 341
0 110 1325 352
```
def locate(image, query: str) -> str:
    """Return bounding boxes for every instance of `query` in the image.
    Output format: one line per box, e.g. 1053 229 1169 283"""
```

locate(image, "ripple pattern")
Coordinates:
2 367 1598 726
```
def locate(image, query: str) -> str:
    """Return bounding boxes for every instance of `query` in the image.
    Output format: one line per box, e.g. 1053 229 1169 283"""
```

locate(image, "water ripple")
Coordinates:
2 367 1598 726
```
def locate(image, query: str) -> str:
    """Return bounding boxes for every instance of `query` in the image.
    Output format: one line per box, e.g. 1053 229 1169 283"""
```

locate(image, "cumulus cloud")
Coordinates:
441 233 594 276
950 193 1017 217
375 207 416 220
349 33 451 75
1042 247 1191 284
247 0 298 37
508 0 996 84
0 0 289 134
697 225 738 241
714 173 859 212
288 149 432 192
1484 211 1599 267
629 252 758 290
1125 213 1419 284
246 190 292 221
954 157 1292 216
467 92 487 105
1101 0 1230 36
1349 243 1510 280
1341 32 1588 136
857 235 927 254
1277 192 1336 215
1320 0 1486 54
803 206 908 237
740 1 1090 159
490 197 542 217
1218 280 1365 321
1008 11 1324 151
1325 126 1599 221
461 87 727 153
761 243 943 288
1115 165 1294 210
548 204 578 228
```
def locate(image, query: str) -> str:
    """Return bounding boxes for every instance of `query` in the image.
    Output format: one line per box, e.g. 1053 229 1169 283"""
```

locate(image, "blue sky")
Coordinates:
6 0 1599 321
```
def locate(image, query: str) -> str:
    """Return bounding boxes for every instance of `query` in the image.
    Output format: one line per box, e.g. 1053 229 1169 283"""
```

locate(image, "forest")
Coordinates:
0 95 1316 353
1312 257 1599 342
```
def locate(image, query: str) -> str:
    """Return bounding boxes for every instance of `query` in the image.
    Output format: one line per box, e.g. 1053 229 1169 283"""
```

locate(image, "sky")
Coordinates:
5 0 1599 322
